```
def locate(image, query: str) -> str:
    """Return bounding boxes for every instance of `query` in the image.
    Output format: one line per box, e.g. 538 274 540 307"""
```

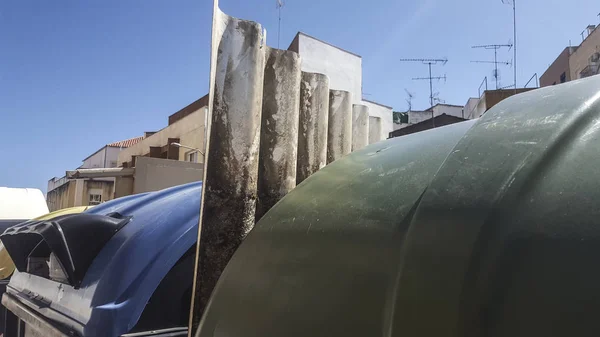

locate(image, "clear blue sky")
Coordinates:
1 0 598 192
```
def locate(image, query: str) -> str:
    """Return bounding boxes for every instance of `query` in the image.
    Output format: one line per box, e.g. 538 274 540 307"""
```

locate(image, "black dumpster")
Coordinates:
195 75 600 337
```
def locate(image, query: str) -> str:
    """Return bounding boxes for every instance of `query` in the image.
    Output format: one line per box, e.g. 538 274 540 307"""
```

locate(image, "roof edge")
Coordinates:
295 32 362 58
362 99 393 109
81 145 108 163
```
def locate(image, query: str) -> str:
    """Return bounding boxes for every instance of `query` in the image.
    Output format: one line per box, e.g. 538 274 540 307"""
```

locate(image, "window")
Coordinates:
560 72 566 83
187 151 198 163
89 194 102 205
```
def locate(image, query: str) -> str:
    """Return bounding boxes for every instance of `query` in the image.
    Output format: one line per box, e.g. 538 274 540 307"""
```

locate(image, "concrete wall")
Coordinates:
293 33 362 105
105 147 122 168
117 108 205 165
409 105 464 124
46 180 76 212
362 100 393 140
288 33 394 139
297 72 329 184
133 156 203 194
540 47 574 87
257 47 301 219
368 116 383 144
433 105 464 119
392 123 411 131
483 89 534 112
351 104 369 151
390 115 468 138
47 176 69 193
46 178 114 211
474 88 536 117
81 147 107 169
409 110 433 124
81 146 122 169
570 26 600 80
474 99 488 119
464 98 479 119
82 179 114 206
168 95 209 125
115 176 134 198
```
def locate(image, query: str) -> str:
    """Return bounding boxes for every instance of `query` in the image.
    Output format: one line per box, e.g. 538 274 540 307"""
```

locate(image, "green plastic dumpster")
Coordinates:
196 75 600 337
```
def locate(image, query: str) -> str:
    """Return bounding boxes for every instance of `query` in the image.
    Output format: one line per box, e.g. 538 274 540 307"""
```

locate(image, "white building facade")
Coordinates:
288 32 393 141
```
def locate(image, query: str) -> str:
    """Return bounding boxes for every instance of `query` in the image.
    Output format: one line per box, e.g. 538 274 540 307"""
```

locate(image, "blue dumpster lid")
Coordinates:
3 182 202 337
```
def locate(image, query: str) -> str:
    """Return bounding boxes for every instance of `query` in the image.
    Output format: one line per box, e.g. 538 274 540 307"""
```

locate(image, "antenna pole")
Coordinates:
276 0 284 48
494 47 498 89
277 4 281 48
428 63 433 110
400 57 447 129
428 63 435 127
472 43 512 89
513 0 517 94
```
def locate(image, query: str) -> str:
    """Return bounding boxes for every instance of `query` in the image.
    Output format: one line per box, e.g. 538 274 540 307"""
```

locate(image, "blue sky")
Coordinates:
1 0 598 192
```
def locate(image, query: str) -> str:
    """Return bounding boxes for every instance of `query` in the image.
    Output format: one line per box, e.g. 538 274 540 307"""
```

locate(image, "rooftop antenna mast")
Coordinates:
276 0 284 48
472 43 513 89
399 58 448 127
404 89 415 112
501 0 517 93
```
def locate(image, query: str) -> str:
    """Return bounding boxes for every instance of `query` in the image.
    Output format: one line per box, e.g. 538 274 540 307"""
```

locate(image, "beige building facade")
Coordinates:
47 137 145 211
541 24 600 87
570 25 600 80
118 95 208 167
46 178 116 211
47 95 208 212
540 47 576 87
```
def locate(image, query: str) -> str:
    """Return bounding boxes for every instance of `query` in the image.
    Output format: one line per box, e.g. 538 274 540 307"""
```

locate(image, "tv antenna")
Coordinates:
472 43 513 89
276 0 284 48
399 57 448 127
404 89 415 112
432 92 445 104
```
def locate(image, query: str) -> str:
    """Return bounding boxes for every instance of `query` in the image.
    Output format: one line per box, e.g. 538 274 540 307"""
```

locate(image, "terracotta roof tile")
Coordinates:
107 136 144 148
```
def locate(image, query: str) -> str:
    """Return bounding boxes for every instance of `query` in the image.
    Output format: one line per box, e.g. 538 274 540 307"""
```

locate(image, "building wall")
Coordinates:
570 26 600 80
392 123 411 131
389 115 468 138
82 147 123 168
540 47 574 87
294 33 363 105
409 111 433 124
48 176 69 194
82 180 114 206
484 89 534 111
464 98 480 119
433 105 464 119
361 100 393 140
46 179 114 211
104 147 122 168
289 32 394 137
46 180 76 212
168 95 209 125
81 147 107 169
409 105 464 124
474 88 536 117
117 108 206 166
474 98 488 118
133 157 203 194
115 176 134 198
